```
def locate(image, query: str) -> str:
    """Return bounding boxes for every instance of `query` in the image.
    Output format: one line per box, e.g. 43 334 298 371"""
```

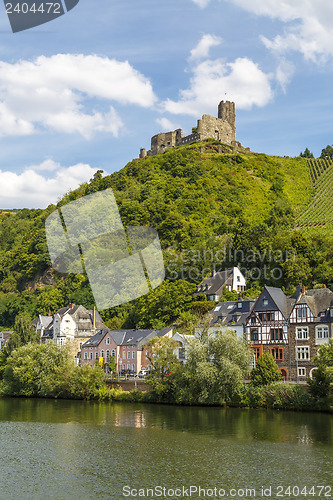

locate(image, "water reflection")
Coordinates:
0 397 332 446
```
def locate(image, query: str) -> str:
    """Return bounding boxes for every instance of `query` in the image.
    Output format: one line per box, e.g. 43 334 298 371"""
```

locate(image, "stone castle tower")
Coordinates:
140 101 247 158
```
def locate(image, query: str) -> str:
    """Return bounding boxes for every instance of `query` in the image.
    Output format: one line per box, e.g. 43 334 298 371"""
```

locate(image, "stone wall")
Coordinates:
197 113 236 144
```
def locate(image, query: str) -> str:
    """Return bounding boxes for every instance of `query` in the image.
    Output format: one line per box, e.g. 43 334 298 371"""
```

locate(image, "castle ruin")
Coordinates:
140 101 249 158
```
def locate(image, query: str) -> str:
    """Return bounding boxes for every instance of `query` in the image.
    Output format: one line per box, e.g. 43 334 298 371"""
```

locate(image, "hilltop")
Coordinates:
0 141 332 329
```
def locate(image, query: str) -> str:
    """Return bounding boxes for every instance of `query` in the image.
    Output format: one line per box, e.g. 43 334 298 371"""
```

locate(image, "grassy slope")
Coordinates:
0 142 328 300
297 158 333 233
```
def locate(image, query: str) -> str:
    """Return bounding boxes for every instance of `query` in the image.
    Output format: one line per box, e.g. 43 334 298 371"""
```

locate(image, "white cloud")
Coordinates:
191 0 211 8
227 0 333 62
162 56 273 116
0 161 101 209
275 59 295 93
156 117 181 131
0 54 157 139
189 34 222 61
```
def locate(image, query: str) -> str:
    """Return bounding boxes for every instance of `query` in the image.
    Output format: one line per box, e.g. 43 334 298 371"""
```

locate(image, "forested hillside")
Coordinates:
1 141 332 329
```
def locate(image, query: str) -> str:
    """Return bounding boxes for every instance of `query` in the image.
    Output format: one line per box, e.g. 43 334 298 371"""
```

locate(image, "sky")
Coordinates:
1 0 333 208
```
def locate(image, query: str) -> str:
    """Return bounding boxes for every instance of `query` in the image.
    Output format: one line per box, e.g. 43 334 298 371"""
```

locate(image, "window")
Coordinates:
263 299 268 306
298 367 306 377
101 350 104 359
237 276 240 282
297 307 307 319
132 351 135 359
258 312 274 322
250 329 259 341
132 364 135 372
106 350 110 360
237 302 242 309
106 337 110 345
111 349 115 357
84 352 87 360
316 326 329 339
296 346 310 360
127 351 131 359
270 347 283 360
123 351 126 360
296 327 308 340
89 352 93 360
95 352 98 360
179 347 186 359
253 347 262 360
270 328 283 341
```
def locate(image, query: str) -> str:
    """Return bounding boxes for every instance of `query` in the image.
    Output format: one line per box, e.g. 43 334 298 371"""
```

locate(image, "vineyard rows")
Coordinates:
296 158 333 228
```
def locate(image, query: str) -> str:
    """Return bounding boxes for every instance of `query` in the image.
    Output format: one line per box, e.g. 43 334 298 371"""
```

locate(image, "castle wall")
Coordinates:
140 101 242 158
197 114 236 145
150 129 183 155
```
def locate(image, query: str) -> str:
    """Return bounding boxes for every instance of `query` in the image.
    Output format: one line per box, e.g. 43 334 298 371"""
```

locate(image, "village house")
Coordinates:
289 286 333 382
35 304 107 364
245 286 294 379
81 327 173 374
206 299 255 339
172 332 195 363
0 330 13 350
193 267 246 301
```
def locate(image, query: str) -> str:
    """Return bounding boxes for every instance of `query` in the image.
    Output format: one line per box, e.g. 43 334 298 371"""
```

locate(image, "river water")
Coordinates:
0 398 332 500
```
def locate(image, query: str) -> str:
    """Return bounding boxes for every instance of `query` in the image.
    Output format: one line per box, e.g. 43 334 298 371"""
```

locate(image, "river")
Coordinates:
0 398 332 499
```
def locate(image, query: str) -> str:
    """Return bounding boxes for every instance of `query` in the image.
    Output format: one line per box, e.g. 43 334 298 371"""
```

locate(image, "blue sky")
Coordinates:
0 0 333 208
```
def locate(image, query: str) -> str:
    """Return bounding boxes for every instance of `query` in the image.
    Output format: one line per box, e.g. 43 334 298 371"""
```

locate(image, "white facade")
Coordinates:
231 267 246 292
53 312 76 345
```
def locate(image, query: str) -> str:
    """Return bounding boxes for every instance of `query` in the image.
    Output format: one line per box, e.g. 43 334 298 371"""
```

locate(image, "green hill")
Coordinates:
296 158 333 231
0 141 332 328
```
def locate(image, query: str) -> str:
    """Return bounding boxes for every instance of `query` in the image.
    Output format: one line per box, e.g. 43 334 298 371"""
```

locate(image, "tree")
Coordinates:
1 342 106 399
307 339 333 400
2 343 72 397
107 355 117 374
299 148 314 158
6 312 40 355
177 329 252 405
250 352 282 386
320 145 333 159
144 336 181 402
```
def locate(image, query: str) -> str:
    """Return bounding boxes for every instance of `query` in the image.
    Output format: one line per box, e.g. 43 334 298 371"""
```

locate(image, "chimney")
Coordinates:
70 303 74 309
48 310 51 316
323 284 326 288
301 286 305 294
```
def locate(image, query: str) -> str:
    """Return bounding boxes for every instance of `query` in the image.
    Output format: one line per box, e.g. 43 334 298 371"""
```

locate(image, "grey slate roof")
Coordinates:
264 286 289 317
194 269 233 296
82 327 173 349
297 288 333 317
82 330 108 347
209 299 255 328
110 327 172 346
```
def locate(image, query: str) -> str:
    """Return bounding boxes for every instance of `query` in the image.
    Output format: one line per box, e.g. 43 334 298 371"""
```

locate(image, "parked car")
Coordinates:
138 369 147 378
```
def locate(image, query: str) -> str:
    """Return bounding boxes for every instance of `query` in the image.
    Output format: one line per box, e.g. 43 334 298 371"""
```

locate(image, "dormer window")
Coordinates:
297 307 307 319
237 302 242 309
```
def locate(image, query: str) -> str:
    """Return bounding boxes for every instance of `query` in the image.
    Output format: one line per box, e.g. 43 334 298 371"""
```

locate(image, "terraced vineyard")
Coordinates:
296 158 333 228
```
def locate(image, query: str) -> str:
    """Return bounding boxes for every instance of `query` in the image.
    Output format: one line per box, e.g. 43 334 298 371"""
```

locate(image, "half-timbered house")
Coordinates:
289 286 333 381
245 286 295 380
